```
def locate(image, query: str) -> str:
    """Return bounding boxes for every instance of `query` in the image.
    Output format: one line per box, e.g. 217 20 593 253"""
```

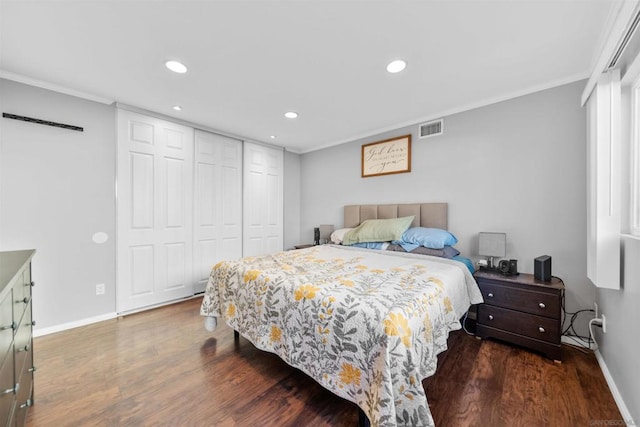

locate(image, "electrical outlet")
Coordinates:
601 314 607 333
95 283 105 295
594 302 599 318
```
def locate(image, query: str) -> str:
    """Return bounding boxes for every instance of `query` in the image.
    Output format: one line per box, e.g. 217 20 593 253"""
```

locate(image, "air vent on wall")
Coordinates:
419 119 443 139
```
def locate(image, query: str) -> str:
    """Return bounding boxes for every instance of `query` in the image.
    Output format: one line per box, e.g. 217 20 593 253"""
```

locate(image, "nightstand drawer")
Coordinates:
479 282 560 319
477 304 560 343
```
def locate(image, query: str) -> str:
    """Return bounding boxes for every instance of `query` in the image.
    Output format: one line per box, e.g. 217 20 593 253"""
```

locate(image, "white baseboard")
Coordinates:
561 335 592 348
33 312 118 338
594 349 635 426
32 294 203 338
560 337 634 425
116 294 202 317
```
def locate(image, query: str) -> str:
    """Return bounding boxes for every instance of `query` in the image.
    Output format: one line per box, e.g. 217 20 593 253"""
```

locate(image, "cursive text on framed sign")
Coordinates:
361 134 411 178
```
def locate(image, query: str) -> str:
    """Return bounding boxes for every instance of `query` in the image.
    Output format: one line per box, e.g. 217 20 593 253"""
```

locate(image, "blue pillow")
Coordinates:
393 227 458 251
348 242 385 250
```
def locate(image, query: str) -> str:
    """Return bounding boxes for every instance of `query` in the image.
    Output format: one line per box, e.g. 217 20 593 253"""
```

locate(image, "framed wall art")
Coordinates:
361 134 411 178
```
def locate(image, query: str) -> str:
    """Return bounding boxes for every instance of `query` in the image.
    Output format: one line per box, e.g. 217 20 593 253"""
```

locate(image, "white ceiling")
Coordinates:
0 1 616 153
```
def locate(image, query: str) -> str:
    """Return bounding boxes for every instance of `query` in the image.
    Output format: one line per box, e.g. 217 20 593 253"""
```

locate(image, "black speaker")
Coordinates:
534 255 551 282
313 227 320 245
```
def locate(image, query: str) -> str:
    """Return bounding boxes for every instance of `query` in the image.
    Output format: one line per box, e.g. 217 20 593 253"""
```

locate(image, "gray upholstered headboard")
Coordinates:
344 203 448 230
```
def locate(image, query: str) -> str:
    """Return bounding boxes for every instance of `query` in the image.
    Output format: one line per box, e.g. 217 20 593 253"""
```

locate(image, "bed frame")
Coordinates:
344 202 448 230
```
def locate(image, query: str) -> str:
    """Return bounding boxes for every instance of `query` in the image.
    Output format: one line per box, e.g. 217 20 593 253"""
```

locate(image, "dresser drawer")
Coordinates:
478 281 560 319
13 367 32 427
13 337 33 427
14 302 32 379
16 267 31 302
0 349 15 423
477 304 560 344
12 279 31 326
0 291 14 367
13 268 30 303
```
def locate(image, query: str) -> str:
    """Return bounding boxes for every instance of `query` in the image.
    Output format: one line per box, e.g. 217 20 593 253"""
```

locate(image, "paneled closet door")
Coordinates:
117 110 194 313
243 142 283 257
194 130 242 293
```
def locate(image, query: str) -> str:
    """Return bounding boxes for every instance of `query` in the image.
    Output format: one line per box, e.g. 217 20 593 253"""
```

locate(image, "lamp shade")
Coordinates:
478 232 506 257
319 224 335 242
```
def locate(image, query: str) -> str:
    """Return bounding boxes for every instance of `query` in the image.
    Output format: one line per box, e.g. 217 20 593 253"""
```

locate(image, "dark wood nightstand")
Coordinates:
474 270 564 362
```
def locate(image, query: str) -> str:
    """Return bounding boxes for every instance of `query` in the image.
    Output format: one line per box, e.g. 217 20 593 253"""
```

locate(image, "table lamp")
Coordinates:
478 232 506 269
319 224 335 245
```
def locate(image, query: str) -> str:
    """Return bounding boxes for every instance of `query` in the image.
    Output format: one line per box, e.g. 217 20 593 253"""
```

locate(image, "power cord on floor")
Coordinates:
557 276 601 349
461 309 474 336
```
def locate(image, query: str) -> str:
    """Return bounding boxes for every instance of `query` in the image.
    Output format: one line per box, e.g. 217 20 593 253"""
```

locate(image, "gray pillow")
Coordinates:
386 244 460 259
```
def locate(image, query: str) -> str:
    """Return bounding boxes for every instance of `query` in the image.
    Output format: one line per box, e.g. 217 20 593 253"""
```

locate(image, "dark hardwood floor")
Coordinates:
27 298 622 426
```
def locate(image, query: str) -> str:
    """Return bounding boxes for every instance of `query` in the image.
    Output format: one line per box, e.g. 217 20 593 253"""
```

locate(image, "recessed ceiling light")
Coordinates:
165 60 188 74
270 135 276 139
386 59 407 73
284 111 298 119
173 105 182 111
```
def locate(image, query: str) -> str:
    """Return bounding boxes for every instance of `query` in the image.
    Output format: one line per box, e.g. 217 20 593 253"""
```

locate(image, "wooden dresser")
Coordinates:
474 270 564 361
0 250 36 425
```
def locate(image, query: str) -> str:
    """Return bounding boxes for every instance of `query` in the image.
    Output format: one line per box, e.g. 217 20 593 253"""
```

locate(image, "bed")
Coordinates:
200 203 483 426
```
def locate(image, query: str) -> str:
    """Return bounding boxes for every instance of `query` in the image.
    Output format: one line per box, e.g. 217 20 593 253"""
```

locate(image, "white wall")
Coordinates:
595 238 640 424
0 78 117 329
300 80 594 333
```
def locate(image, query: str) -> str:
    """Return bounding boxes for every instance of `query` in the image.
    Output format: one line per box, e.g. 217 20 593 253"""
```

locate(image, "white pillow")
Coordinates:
330 228 354 244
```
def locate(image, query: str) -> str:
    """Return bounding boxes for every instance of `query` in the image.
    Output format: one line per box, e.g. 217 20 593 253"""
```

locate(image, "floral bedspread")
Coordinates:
200 245 483 427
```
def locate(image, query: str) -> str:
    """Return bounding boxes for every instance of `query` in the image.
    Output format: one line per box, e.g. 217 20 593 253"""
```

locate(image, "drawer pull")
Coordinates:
19 399 32 409
17 345 29 353
29 281 35 287
538 327 546 333
538 302 546 309
16 296 30 304
487 292 494 298
30 320 36 327
1 386 14 395
28 366 37 373
0 321 16 331
488 314 494 320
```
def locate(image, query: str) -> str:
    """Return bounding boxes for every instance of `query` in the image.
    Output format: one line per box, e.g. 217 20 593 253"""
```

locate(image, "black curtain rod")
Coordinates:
2 113 83 132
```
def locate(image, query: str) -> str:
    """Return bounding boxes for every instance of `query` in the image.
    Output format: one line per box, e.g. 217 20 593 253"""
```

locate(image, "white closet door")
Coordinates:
194 130 242 293
117 110 194 313
243 142 283 257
